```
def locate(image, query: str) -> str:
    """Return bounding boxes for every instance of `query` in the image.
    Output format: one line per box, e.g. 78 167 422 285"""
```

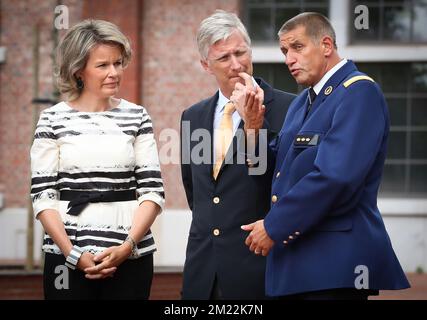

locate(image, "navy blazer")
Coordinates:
264 61 410 296
180 78 295 299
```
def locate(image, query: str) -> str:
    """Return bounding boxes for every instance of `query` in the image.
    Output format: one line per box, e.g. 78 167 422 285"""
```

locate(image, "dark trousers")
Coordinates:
43 252 153 300
209 275 223 300
278 288 379 300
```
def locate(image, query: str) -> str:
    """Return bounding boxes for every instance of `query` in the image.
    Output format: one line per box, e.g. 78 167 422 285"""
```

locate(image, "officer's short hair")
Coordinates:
278 12 337 49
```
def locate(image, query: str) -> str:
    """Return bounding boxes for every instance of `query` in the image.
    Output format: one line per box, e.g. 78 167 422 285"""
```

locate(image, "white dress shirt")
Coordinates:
312 59 348 95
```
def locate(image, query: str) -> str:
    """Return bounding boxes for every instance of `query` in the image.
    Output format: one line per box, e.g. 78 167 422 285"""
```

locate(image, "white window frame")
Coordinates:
251 0 427 63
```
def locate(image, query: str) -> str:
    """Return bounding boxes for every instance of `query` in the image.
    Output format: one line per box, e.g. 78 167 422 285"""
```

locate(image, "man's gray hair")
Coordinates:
197 10 251 61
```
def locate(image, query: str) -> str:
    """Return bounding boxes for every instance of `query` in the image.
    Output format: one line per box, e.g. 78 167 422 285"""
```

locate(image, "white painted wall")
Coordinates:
0 203 426 272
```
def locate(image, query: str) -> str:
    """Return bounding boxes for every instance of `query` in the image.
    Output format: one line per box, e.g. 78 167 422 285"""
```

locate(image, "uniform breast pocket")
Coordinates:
293 133 322 149
292 132 323 159
288 133 324 186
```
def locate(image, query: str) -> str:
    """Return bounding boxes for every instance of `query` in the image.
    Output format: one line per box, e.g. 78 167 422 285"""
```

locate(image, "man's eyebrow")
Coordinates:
291 40 303 46
214 53 229 60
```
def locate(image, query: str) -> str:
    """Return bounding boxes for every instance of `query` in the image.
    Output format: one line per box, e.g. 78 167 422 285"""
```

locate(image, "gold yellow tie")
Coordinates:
213 101 235 179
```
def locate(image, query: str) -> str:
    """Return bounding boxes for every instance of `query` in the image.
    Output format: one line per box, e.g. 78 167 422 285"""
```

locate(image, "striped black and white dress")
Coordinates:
30 99 165 258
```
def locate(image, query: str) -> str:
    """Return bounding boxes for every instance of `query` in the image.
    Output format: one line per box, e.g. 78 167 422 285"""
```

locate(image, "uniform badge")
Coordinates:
294 134 320 147
324 86 333 95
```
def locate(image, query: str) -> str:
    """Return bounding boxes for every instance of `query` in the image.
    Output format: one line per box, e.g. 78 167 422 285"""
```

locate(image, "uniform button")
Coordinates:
276 172 280 178
295 231 300 236
283 240 288 245
289 235 294 240
213 197 220 204
272 195 278 203
213 229 220 236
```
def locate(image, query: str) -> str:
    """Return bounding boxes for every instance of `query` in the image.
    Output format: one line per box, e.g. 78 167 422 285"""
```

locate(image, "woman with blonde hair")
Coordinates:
30 19 164 299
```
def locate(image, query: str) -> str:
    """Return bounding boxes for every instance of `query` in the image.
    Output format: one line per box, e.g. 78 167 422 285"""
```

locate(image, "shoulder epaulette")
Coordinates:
343 75 374 88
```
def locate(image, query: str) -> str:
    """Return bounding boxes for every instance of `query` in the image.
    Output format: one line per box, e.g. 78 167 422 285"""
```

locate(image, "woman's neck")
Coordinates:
68 93 119 112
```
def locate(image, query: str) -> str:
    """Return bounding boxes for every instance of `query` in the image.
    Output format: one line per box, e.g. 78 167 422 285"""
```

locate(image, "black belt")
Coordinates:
60 190 136 216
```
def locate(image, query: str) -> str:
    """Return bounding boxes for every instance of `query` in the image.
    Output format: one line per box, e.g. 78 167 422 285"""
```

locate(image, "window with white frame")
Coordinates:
351 0 427 43
245 0 330 43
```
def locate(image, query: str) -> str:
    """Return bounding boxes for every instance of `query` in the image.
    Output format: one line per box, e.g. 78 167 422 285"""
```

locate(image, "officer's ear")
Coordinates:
321 36 334 57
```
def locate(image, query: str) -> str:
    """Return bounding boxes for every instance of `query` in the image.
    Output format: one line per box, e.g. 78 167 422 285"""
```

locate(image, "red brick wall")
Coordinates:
0 0 83 208
0 0 241 209
141 0 240 208
82 0 142 104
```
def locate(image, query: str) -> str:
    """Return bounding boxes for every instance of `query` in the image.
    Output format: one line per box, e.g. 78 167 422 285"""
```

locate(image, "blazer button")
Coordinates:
272 195 278 203
289 235 294 240
295 231 300 236
276 172 280 178
213 229 220 236
213 197 220 204
283 240 288 245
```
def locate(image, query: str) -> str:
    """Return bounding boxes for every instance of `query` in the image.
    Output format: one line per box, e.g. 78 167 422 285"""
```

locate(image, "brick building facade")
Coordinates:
0 0 239 210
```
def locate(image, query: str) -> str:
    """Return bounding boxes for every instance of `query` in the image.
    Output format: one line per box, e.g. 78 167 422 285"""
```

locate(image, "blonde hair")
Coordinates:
55 19 132 100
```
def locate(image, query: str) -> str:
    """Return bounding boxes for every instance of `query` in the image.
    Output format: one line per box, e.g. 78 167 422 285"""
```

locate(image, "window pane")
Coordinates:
412 63 427 92
387 98 407 126
352 6 380 41
411 131 427 159
274 63 300 93
383 5 411 41
304 0 329 4
276 8 300 35
387 131 406 159
380 164 406 193
412 98 427 126
354 0 379 3
410 165 427 193
356 63 381 81
276 0 301 4
305 6 329 17
413 0 427 42
254 64 274 86
381 63 408 93
249 8 273 41
254 63 299 94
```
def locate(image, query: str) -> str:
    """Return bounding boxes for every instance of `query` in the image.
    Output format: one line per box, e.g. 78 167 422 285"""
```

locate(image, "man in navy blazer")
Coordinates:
235 12 410 299
180 10 295 299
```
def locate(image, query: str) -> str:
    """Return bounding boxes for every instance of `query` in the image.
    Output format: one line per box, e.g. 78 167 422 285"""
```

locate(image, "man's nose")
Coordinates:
285 52 296 66
230 55 241 71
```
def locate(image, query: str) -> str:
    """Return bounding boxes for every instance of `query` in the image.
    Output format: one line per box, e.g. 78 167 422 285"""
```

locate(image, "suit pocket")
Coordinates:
314 215 353 232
